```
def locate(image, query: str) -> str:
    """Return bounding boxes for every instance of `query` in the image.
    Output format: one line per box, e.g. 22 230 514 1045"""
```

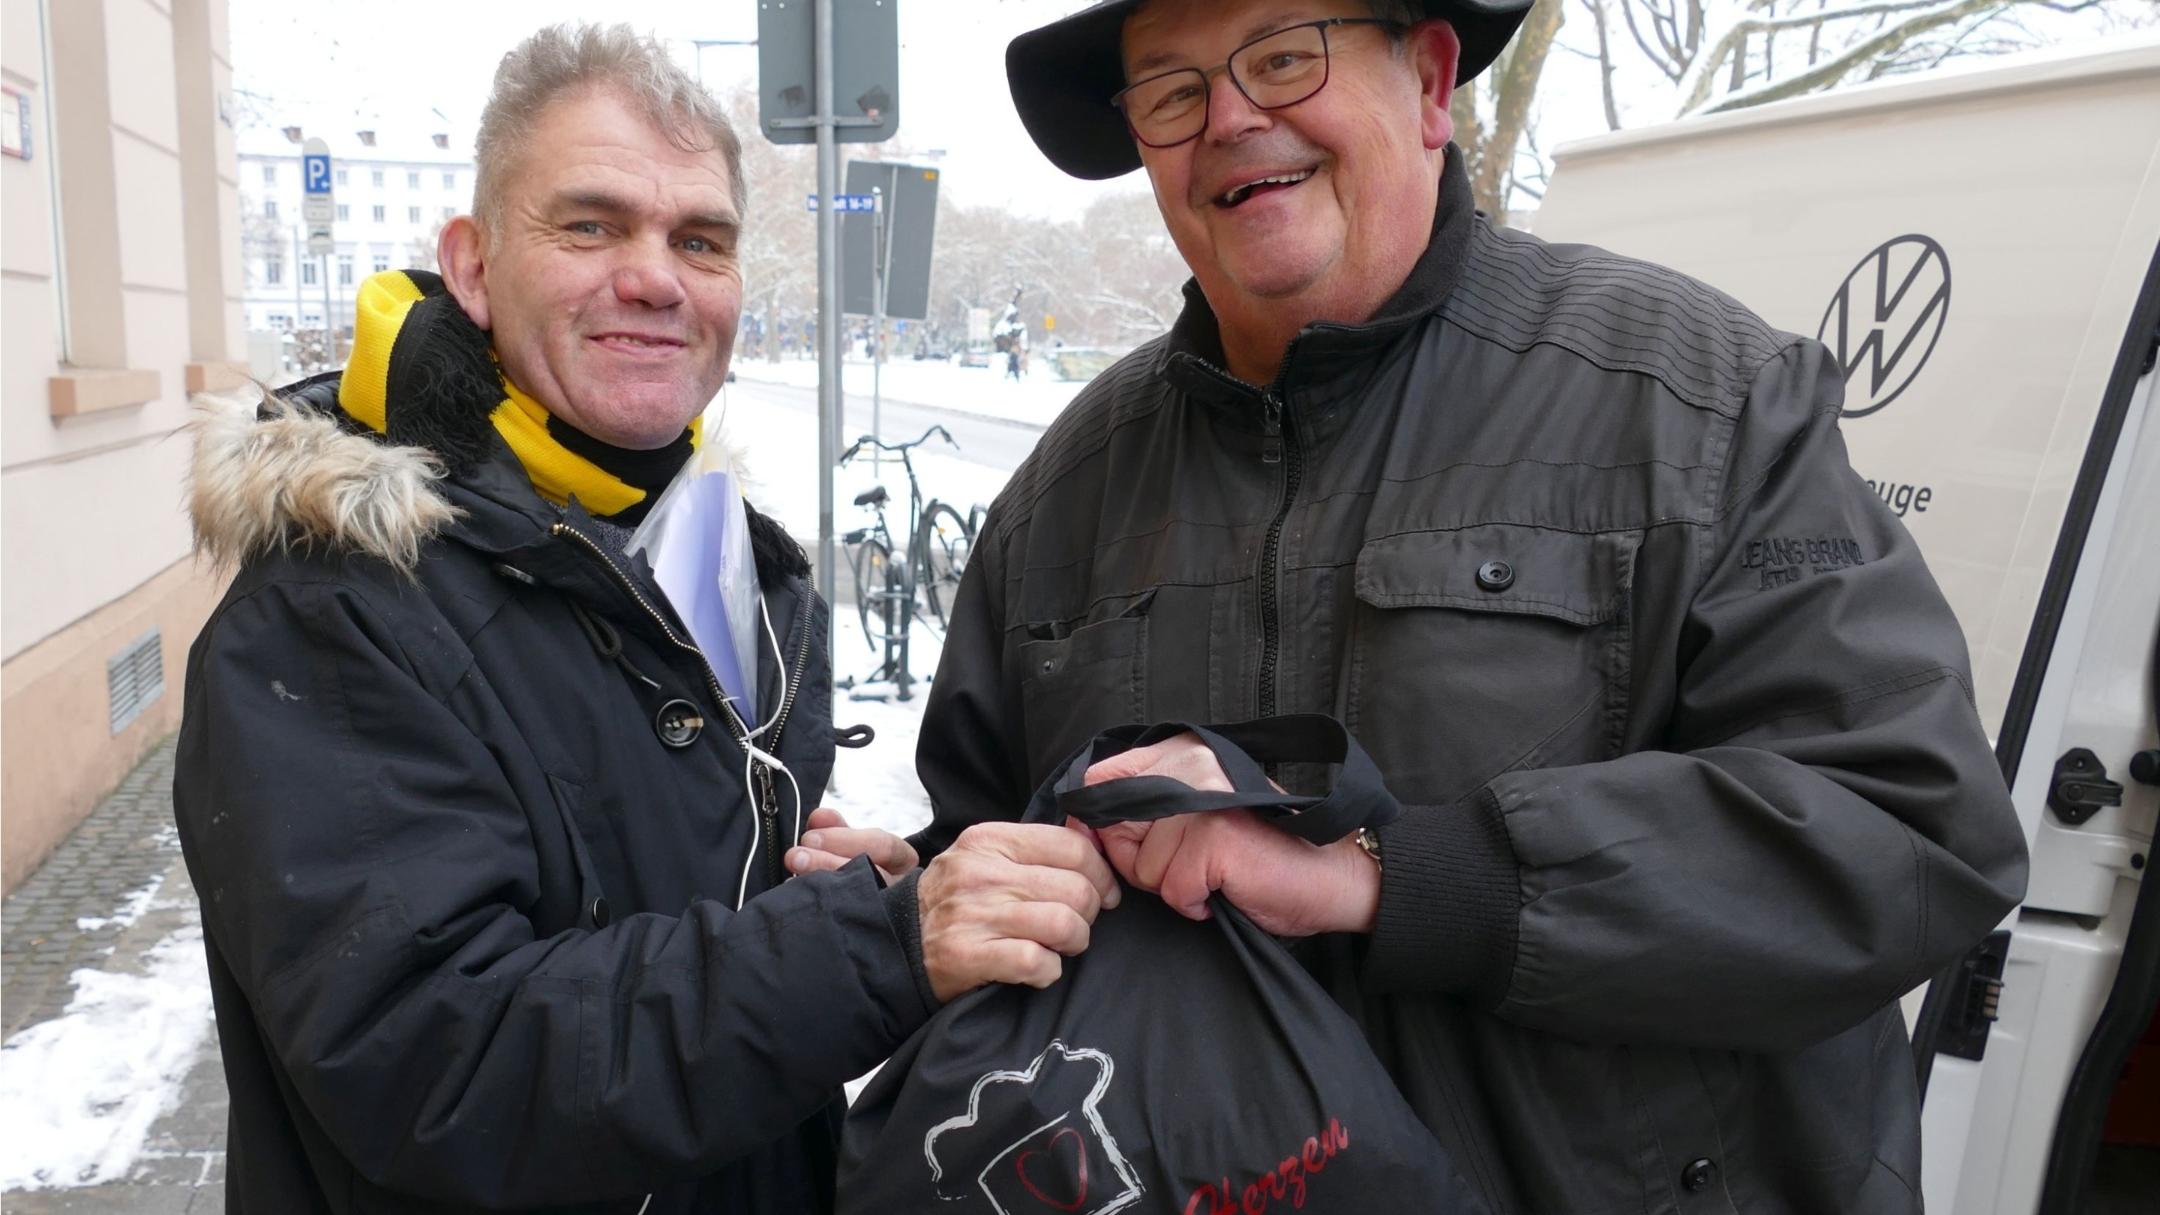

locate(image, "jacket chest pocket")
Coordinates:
1347 525 1638 806
1017 595 1151 786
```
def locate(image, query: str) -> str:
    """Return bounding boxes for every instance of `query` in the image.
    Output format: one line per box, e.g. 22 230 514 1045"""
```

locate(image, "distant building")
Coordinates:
1 0 244 890
235 116 473 340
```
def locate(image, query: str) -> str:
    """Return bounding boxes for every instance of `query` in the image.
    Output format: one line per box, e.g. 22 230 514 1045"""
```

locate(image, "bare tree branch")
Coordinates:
1693 0 2007 113
1471 0 1568 215
1581 0 1627 129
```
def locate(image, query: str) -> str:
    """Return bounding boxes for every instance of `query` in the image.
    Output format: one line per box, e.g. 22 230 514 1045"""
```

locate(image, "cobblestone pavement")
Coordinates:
3 735 229 1212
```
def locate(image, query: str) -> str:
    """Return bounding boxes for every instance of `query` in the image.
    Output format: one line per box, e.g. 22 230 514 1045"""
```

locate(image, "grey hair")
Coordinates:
1369 0 1425 55
472 23 745 233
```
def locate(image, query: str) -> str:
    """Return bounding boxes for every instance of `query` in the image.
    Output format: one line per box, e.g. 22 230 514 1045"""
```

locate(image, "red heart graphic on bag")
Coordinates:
1014 1126 1090 1212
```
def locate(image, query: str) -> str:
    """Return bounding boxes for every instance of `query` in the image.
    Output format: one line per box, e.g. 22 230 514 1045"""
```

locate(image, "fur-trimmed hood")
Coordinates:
189 385 459 575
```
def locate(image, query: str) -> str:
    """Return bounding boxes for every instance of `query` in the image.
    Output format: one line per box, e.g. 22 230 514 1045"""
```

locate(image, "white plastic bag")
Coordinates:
627 440 762 723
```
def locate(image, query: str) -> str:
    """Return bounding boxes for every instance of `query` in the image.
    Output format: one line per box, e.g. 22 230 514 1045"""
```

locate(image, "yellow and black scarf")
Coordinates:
338 269 696 526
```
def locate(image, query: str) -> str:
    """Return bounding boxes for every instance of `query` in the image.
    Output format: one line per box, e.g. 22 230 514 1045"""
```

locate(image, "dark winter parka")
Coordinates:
173 277 935 1213
913 150 2029 1214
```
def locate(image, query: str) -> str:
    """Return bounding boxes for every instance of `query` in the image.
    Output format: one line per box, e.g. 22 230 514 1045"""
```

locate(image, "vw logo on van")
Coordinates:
1818 235 1951 419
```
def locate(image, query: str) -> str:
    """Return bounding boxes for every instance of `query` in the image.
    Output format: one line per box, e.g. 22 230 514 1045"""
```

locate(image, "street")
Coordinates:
734 369 1051 474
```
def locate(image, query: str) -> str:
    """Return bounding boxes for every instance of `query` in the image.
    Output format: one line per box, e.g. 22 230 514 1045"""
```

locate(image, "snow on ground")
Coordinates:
821 612 944 840
731 354 1088 430
713 383 1015 574
711 381 1024 840
0 921 214 1190
73 878 159 934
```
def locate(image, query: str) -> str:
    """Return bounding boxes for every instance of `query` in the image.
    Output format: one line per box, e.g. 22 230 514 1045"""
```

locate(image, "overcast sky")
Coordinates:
228 0 2150 221
227 0 1154 220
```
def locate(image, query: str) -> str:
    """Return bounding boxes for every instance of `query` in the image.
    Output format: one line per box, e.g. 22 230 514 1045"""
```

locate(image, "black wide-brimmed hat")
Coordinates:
1009 0 1534 180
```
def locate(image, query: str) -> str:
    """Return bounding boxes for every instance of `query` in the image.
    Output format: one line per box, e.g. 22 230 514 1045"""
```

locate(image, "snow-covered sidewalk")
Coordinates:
731 354 1090 430
2 823 225 1202
716 391 1014 553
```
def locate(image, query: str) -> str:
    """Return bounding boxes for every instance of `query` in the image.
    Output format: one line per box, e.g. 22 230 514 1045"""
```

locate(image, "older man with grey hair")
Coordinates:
174 23 1115 1214
888 1 2031 1212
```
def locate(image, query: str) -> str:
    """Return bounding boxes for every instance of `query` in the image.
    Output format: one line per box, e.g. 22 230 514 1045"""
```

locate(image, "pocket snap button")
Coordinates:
1475 559 1515 592
654 699 703 748
1680 1157 1717 1192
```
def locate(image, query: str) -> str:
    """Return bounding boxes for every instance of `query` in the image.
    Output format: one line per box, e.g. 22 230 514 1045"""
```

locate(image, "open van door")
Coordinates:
1533 43 2160 1213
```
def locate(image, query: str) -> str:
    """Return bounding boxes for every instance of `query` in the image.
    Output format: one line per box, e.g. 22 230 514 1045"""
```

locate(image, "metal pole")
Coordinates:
292 225 305 372
814 0 840 618
321 253 334 368
871 185 884 473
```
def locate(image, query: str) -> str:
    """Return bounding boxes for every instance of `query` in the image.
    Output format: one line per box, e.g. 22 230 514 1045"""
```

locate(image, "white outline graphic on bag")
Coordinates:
922 1039 1145 1214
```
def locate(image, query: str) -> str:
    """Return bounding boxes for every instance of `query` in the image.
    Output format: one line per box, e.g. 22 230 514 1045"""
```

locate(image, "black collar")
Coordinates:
1158 143 1477 412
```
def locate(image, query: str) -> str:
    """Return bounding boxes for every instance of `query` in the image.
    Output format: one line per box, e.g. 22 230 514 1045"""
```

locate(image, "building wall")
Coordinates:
1 0 242 892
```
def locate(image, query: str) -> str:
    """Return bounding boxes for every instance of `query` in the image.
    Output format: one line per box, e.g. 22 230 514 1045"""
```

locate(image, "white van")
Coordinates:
1534 41 2160 1214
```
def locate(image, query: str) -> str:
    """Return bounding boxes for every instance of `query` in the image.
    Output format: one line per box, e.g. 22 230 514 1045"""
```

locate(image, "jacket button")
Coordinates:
654 699 703 748
1681 1157 1717 1192
589 897 611 928
1476 559 1515 592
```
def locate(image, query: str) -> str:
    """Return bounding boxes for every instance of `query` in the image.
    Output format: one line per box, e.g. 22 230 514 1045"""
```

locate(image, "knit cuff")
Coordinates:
1362 785 1521 1007
880 869 940 1016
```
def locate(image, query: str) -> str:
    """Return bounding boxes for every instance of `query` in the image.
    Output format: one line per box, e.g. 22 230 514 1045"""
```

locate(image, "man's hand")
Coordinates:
916 822 1122 1003
1083 734 1379 938
784 807 919 885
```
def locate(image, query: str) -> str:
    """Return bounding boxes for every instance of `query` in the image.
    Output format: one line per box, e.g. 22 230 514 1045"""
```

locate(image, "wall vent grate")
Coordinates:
107 628 165 735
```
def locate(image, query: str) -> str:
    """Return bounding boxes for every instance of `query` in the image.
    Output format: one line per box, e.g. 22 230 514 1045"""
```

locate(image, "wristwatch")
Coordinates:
1353 826 1384 872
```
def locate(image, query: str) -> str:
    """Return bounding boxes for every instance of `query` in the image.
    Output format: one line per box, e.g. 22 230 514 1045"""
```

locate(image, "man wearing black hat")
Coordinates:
892 1 2026 1211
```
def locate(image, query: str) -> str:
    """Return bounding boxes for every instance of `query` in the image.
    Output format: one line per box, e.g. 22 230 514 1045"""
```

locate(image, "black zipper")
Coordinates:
1170 352 1306 718
1255 387 1302 717
552 522 817 889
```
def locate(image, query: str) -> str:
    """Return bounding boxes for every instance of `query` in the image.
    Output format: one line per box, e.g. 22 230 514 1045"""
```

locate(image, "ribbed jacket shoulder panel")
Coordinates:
1447 223 1796 417
986 338 1177 544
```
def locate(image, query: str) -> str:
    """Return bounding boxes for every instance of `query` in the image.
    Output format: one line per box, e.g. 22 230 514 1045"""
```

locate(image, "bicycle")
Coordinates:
837 426 981 699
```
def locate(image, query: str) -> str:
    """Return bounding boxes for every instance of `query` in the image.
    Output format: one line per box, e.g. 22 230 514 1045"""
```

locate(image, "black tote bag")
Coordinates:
839 716 1487 1215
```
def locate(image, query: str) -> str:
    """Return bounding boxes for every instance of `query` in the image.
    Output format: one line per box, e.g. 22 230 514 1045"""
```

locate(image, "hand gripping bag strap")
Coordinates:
1036 714 1396 845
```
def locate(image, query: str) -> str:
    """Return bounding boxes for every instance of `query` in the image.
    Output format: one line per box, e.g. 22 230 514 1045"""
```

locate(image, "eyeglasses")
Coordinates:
1110 17 1401 150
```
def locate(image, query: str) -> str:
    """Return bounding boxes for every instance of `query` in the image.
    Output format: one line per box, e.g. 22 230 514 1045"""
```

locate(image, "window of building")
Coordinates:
336 167 348 187
336 203 349 222
442 171 456 190
442 206 455 220
371 169 384 188
407 171 420 189
261 164 276 185
372 253 390 273
301 259 318 286
263 198 277 218
338 255 354 286
264 256 282 286
408 205 421 223
303 312 322 328
268 313 290 331
372 204 386 222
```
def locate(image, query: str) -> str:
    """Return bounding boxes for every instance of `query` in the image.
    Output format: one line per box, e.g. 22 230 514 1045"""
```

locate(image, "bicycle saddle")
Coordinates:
853 486 890 507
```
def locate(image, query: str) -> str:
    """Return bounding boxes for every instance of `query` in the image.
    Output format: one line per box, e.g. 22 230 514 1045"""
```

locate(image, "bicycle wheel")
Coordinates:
849 536 899 649
916 502 974 630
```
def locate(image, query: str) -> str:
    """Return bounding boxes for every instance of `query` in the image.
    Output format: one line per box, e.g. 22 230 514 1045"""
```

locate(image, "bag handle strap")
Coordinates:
1028 715 1395 846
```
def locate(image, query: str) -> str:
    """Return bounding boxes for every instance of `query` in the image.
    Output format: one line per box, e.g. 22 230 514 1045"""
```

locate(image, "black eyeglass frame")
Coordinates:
1108 17 1404 150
